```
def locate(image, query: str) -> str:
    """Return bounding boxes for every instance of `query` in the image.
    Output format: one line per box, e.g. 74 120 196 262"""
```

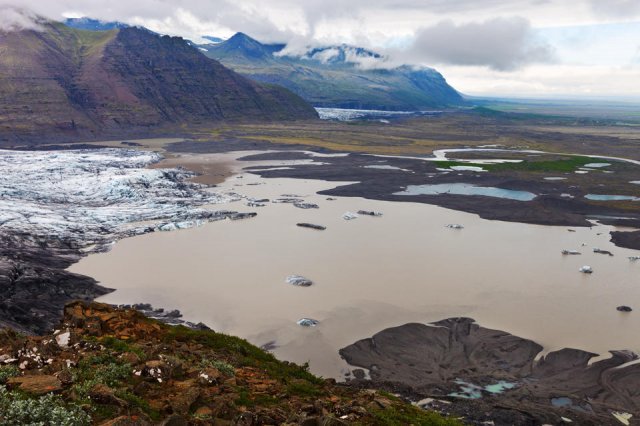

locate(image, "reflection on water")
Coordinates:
70 153 640 379
395 183 536 201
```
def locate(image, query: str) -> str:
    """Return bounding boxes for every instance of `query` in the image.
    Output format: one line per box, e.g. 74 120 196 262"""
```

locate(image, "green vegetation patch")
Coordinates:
234 388 280 408
115 390 162 421
286 381 324 398
366 404 464 426
165 326 323 385
98 336 146 359
0 386 91 426
0 365 20 384
200 358 235 376
72 354 131 400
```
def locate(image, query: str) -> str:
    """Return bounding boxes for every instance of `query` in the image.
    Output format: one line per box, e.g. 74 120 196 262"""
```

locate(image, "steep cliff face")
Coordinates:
96 28 318 124
0 23 317 143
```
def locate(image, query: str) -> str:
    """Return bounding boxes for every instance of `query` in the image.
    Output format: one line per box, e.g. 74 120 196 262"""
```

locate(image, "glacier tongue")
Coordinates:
0 148 244 252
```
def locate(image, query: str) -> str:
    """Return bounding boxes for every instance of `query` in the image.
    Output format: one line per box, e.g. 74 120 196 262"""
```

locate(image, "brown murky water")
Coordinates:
149 155 235 185
70 152 640 379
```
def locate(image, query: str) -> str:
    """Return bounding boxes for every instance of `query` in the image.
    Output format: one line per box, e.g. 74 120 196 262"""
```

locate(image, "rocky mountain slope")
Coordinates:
0 301 460 425
0 22 317 143
201 33 464 111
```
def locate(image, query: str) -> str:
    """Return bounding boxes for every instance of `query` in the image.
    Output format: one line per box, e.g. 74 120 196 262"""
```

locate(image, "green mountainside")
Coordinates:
201 33 464 111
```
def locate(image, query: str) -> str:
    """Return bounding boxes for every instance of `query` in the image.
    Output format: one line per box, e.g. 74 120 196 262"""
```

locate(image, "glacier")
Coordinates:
0 148 247 253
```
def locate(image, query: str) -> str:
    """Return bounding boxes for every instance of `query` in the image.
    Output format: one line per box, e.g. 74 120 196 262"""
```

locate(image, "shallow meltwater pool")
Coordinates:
449 380 518 399
69 153 640 379
585 194 640 201
394 183 537 201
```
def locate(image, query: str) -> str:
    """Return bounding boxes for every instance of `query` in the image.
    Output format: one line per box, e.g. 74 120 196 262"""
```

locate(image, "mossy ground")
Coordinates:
0 302 462 425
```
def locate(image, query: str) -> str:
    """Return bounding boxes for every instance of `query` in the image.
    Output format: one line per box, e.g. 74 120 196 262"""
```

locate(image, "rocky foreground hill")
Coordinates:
0 301 460 425
0 20 317 145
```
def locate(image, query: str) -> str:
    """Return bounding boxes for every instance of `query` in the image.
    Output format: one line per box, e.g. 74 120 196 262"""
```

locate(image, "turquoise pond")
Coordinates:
551 397 573 408
394 183 536 201
585 194 640 201
449 380 518 399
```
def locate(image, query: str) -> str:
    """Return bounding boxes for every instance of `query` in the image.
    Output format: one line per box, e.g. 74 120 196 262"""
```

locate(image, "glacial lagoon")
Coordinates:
70 152 640 379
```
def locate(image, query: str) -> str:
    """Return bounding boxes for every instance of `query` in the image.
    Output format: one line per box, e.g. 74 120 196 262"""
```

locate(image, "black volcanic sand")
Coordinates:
195 148 640 244
340 318 640 425
611 230 640 250
0 234 112 334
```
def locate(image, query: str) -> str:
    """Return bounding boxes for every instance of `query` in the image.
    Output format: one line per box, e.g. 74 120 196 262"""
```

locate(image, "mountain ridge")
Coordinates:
201 32 465 110
0 21 317 143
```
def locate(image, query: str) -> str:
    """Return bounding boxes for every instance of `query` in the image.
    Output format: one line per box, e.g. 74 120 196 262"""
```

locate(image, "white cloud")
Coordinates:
588 0 640 19
0 0 639 97
441 64 640 98
0 5 42 32
400 17 555 71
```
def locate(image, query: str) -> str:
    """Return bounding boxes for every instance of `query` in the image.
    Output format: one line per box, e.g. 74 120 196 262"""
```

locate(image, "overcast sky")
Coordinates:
2 0 640 99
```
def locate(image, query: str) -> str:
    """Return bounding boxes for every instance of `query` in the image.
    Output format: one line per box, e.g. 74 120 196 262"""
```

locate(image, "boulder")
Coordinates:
6 374 62 395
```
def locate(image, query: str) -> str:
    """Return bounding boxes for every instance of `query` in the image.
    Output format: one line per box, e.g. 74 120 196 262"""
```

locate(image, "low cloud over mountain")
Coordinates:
402 17 555 71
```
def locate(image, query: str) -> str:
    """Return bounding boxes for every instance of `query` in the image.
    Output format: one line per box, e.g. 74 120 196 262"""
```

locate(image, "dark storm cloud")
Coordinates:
403 17 555 71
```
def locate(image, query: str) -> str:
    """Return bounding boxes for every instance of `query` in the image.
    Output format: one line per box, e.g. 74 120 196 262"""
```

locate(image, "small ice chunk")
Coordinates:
286 275 313 287
342 212 358 220
357 210 383 217
297 318 319 327
294 202 319 209
445 224 464 229
561 250 581 255
579 265 593 274
158 223 178 232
